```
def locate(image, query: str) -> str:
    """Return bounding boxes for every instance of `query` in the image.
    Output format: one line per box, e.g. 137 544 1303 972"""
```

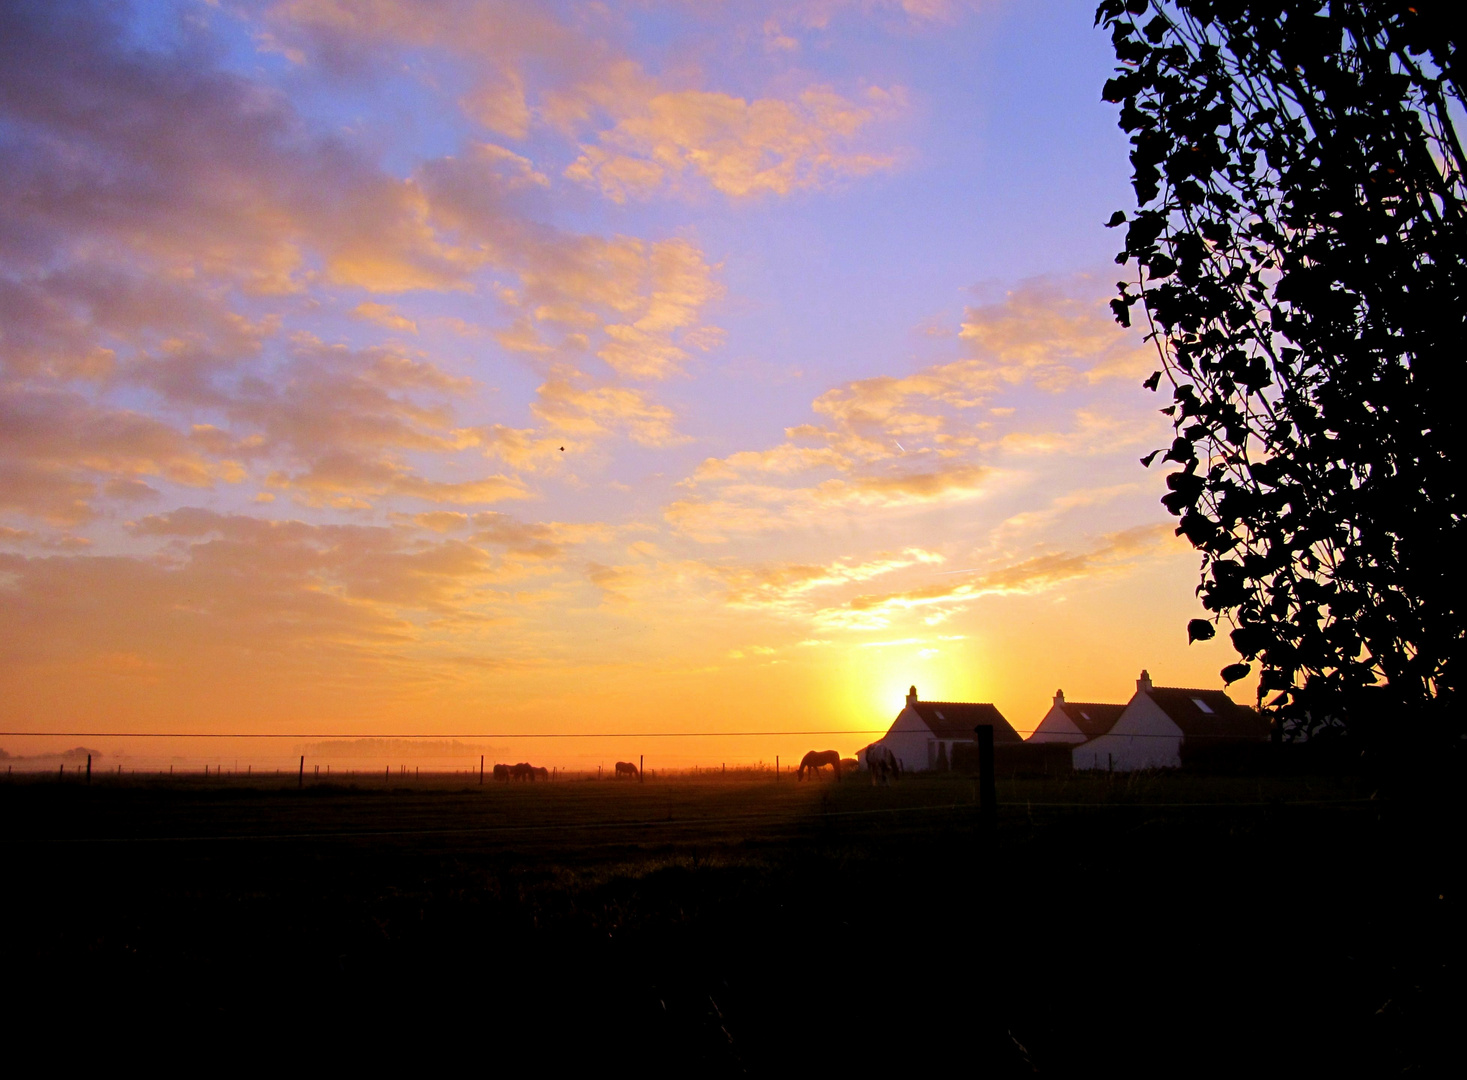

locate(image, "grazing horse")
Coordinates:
492 763 511 782
797 750 842 781
866 744 901 786
533 766 549 781
510 762 536 781
614 760 639 779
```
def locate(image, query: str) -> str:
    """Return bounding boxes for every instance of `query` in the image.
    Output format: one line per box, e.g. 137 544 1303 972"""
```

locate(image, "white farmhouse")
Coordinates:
862 686 1023 772
1028 689 1126 746
1073 670 1269 771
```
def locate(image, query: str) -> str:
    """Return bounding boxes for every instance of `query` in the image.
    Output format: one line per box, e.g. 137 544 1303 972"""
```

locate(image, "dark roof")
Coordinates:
1056 702 1126 740
908 701 1023 744
1147 687 1269 741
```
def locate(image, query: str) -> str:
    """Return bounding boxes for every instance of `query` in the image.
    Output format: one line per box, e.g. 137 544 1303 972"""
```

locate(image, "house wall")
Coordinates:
870 707 938 772
1028 704 1086 743
1072 694 1182 770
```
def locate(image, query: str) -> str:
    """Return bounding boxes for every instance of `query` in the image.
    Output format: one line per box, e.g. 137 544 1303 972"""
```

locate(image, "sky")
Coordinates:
0 0 1256 770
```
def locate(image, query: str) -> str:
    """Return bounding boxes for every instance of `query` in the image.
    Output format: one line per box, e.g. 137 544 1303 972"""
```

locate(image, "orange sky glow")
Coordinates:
0 0 1257 771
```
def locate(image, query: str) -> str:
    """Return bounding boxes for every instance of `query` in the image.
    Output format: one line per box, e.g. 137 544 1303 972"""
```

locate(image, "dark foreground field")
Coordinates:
2 770 1458 1075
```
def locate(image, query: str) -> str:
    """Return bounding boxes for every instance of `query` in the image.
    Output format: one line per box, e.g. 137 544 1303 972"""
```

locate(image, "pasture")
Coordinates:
1 768 1457 1073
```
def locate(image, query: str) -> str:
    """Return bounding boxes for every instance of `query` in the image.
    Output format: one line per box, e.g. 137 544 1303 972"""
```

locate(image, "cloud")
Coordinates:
0 3 729 520
665 461 994 541
0 384 245 523
716 548 946 617
567 86 904 202
0 508 557 694
810 524 1174 630
665 274 1154 542
530 376 687 447
586 561 647 605
269 0 907 204
353 303 417 334
958 277 1153 388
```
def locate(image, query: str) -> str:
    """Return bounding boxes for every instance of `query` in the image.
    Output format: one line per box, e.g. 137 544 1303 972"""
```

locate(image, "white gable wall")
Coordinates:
870 706 942 772
1029 704 1086 743
1072 693 1182 771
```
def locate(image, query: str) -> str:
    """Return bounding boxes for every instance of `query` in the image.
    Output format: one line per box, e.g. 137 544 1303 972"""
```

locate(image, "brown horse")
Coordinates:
614 760 639 779
797 750 841 781
533 766 549 781
492 763 511 782
865 744 901 786
510 762 536 781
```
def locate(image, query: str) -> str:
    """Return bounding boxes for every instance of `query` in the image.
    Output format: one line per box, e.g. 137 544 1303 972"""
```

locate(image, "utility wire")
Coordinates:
1 730 1269 741
0 729 890 739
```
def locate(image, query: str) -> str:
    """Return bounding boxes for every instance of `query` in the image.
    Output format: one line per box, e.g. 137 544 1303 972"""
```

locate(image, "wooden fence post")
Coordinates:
640 754 644 783
86 754 91 785
480 755 484 785
975 724 996 832
776 755 779 782
298 755 304 788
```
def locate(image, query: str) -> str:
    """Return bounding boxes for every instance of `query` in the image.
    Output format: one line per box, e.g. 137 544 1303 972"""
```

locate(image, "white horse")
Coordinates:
865 744 901 786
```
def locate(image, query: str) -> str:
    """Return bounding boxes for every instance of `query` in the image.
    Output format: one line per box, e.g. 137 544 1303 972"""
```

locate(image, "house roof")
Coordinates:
1146 687 1269 741
907 701 1023 744
1055 702 1126 740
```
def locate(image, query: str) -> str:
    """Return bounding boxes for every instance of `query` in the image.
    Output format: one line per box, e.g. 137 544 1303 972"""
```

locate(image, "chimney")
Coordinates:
1137 669 1153 693
1054 689 1065 704
907 685 918 707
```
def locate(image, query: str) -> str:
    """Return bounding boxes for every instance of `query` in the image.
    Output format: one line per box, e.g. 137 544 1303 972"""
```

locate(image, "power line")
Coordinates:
1 730 1270 741
0 730 890 739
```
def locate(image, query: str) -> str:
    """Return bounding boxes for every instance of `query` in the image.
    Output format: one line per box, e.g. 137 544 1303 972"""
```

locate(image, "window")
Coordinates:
1192 697 1214 714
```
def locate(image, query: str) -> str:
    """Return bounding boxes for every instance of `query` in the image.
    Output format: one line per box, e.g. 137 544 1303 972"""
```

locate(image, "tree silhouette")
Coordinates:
1096 1 1462 739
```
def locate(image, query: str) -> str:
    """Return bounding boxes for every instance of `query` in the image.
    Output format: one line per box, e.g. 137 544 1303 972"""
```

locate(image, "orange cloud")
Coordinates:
352 303 418 334
531 376 687 447
567 86 904 201
812 524 1174 630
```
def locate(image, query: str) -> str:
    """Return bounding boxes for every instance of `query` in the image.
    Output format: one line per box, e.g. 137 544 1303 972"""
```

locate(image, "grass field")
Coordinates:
2 769 1457 1074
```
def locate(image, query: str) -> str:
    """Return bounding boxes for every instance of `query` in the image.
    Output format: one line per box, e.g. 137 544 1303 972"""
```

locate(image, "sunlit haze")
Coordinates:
0 0 1258 770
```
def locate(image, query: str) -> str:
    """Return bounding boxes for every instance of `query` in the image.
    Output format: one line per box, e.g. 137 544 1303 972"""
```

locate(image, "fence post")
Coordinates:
976 724 996 832
480 755 484 785
776 755 779 782
639 754 644 783
86 754 91 785
298 755 304 788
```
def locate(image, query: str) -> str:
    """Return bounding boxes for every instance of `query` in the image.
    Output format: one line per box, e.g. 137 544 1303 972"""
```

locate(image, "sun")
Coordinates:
830 640 981 731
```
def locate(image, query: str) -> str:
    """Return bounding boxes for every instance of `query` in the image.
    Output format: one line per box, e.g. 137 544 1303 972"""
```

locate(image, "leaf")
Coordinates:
1140 449 1161 467
1187 618 1217 643
1143 370 1162 391
1106 210 1128 228
1220 663 1251 685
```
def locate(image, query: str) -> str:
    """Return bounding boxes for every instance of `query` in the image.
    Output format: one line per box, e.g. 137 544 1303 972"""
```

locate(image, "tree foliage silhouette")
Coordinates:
1096 0 1462 737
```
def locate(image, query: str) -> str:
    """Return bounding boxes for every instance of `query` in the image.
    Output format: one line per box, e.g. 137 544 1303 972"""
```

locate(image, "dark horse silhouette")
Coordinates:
492 763 511 782
614 760 639 779
510 762 537 781
865 744 901 786
797 750 841 781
